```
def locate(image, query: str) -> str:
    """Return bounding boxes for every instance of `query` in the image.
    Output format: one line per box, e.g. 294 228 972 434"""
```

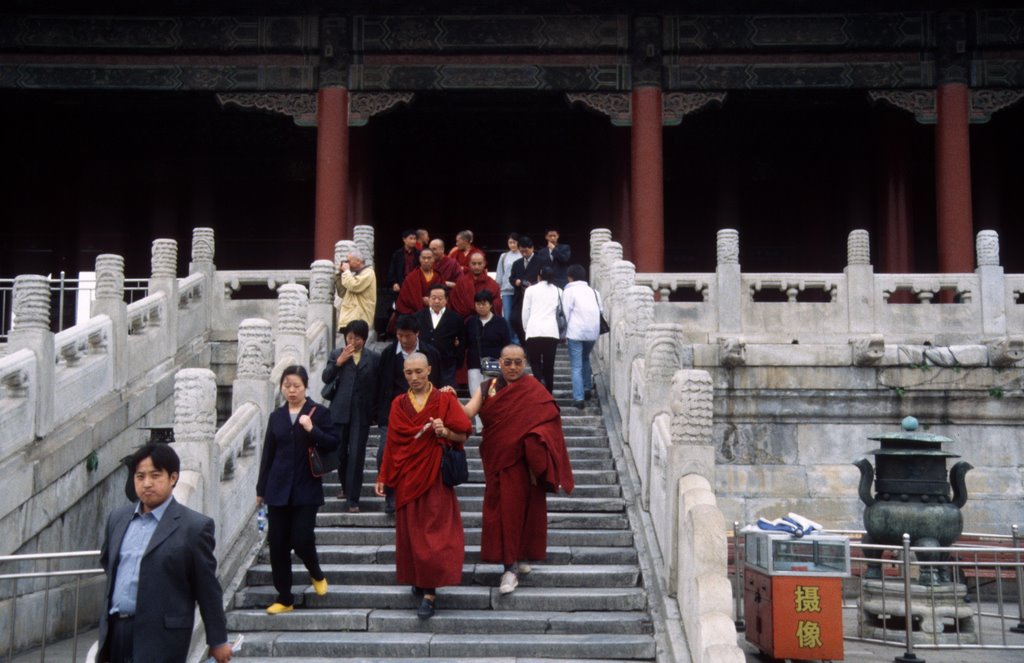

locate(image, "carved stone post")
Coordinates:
845 229 876 334
92 254 128 388
149 239 179 362
590 228 613 263
595 241 624 295
603 258 635 370
309 260 336 340
631 323 689 509
233 319 275 419
353 224 375 267
7 275 55 437
715 229 741 333
274 284 309 383
334 239 357 269
188 227 216 332
976 230 1006 336
613 285 655 426
172 368 219 519
651 369 714 592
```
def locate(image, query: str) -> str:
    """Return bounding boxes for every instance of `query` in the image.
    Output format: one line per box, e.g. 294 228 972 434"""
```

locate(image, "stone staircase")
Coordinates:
226 349 658 661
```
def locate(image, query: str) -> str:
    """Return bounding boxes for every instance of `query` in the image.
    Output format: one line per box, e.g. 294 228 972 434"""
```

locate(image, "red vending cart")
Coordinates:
744 530 850 661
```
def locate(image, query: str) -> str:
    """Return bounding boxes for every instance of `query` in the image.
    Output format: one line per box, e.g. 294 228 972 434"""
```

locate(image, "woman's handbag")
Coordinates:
476 319 502 377
594 289 610 335
320 375 339 401
555 288 568 339
440 444 469 487
306 407 341 478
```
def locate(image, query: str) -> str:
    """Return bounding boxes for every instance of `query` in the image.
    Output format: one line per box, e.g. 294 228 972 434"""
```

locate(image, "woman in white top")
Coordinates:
494 232 522 343
520 265 562 393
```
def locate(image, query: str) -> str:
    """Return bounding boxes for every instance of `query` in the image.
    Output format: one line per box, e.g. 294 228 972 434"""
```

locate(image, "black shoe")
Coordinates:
573 400 585 410
417 597 435 619
411 586 424 598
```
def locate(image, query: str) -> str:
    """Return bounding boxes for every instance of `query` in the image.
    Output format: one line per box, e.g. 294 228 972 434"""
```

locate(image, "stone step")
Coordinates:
235 659 646 663
320 495 624 514
322 468 618 492
323 483 622 500
325 457 615 477
245 563 642 589
227 607 652 635
271 545 638 566
310 527 635 548
317 511 629 530
232 631 656 660
234 585 649 614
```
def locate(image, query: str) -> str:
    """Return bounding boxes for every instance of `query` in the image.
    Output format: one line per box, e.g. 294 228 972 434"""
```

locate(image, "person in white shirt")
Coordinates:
561 264 602 409
521 266 562 393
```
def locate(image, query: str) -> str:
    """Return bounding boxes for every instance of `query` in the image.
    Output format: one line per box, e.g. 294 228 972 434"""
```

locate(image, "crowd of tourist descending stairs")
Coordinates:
226 346 658 661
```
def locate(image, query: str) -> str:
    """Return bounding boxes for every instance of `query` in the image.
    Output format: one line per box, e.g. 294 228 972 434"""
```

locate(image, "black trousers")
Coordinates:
105 614 135 663
268 504 324 605
525 336 558 393
336 421 370 508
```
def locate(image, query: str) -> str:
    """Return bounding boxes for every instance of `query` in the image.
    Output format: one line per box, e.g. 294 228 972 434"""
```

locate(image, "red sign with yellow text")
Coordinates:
771 575 844 660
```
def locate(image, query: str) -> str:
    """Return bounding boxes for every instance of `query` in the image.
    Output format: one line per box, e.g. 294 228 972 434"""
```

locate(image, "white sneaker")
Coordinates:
499 570 518 594
518 562 532 575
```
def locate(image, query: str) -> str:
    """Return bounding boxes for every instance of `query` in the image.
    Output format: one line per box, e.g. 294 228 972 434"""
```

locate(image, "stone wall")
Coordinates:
590 227 1024 663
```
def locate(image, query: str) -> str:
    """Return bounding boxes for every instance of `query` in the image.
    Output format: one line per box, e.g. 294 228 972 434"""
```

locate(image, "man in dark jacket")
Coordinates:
375 314 442 513
508 236 551 342
415 284 466 389
379 229 420 338
536 228 571 288
321 319 380 512
98 444 232 663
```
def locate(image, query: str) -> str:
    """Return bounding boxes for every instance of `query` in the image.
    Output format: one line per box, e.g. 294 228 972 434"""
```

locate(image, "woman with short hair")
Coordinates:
256 365 340 615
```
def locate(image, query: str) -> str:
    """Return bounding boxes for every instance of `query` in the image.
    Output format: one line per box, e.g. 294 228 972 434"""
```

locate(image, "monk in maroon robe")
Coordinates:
396 248 441 315
448 229 481 275
456 344 574 595
429 239 462 287
449 251 503 319
376 352 472 619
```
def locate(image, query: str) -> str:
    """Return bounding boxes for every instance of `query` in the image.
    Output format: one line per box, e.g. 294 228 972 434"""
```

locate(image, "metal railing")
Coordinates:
0 550 103 662
0 274 148 342
730 526 1024 654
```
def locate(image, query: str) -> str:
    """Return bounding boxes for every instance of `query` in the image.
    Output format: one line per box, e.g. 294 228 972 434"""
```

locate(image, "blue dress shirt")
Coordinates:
109 496 172 615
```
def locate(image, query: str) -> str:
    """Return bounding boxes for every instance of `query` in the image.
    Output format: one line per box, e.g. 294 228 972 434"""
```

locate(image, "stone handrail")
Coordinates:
874 272 977 303
217 269 312 296
634 273 711 302
52 315 114 430
744 273 841 303
0 349 37 463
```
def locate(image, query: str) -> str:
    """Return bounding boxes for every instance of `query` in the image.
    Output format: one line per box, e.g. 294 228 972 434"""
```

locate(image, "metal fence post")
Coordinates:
895 532 924 663
733 521 745 631
1011 524 1024 634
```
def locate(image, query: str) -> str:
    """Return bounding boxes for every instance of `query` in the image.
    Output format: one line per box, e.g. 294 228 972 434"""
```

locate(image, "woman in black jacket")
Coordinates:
256 365 339 615
465 290 513 427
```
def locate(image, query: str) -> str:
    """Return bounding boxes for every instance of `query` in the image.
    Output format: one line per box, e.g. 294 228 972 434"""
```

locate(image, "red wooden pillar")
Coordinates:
314 87 349 261
630 86 664 272
935 82 974 273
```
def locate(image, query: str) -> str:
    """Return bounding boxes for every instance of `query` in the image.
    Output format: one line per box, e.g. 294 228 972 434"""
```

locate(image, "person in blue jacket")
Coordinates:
256 365 339 615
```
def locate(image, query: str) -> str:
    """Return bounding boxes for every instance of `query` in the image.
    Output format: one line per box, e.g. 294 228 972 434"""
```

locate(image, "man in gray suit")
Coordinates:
98 444 232 663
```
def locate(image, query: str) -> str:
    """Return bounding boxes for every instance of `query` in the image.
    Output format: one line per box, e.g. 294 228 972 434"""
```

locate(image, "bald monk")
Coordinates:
452 344 574 595
396 248 441 315
448 251 503 319
375 353 472 619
